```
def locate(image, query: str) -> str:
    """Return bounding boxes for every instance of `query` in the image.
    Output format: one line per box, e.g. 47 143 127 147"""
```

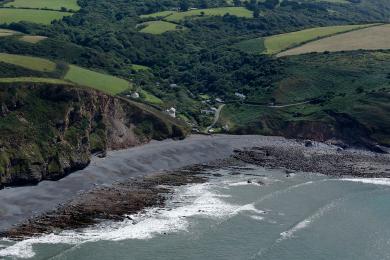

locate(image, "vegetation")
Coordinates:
220 51 390 147
163 7 253 21
4 0 80 11
0 8 73 24
0 0 387 148
18 35 48 44
0 83 188 186
278 24 390 57
64 65 130 95
0 53 56 72
238 24 378 55
0 77 71 84
139 21 184 34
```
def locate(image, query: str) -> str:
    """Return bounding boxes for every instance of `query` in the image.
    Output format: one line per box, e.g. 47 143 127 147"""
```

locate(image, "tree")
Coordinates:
180 0 190 11
233 0 241 7
253 7 260 18
199 0 208 9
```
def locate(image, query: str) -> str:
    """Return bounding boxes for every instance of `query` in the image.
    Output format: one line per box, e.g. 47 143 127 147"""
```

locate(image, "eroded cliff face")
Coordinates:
0 83 188 187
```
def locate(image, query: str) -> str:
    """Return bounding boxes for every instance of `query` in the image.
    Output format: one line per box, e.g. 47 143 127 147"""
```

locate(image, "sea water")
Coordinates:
1 166 390 260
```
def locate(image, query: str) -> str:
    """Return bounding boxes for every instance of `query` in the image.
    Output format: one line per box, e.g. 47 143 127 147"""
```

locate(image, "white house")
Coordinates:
166 107 176 118
131 92 140 99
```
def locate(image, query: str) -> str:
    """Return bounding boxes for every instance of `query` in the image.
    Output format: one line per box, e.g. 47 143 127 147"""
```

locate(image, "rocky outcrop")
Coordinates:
0 83 189 187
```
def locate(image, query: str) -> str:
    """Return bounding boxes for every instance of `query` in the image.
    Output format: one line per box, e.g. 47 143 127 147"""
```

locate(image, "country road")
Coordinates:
206 104 225 132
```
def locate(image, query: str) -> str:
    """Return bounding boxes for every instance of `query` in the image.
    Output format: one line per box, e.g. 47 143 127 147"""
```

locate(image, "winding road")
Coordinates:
206 104 225 133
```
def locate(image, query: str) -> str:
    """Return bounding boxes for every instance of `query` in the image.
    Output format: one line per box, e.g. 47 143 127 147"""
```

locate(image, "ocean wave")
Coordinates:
342 178 390 187
278 199 339 241
0 181 265 259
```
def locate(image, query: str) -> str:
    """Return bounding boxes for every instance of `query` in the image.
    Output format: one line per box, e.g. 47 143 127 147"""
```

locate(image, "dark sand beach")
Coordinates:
1 135 389 238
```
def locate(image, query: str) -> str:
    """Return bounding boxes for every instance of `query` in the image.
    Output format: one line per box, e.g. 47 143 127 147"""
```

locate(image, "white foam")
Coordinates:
0 181 265 259
249 215 264 221
278 200 338 241
342 178 390 187
228 181 263 187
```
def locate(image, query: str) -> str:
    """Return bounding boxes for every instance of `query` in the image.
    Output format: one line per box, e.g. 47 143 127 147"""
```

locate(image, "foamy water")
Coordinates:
0 177 266 259
2 169 390 260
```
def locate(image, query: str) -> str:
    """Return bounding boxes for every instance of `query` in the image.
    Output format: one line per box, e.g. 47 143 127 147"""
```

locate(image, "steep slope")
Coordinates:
0 83 188 187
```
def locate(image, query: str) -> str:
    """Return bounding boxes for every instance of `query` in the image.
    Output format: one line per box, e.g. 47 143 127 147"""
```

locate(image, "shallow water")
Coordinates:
2 166 390 260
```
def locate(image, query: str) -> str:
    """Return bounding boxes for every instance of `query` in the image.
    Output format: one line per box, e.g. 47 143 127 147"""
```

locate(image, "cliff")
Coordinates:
0 83 189 187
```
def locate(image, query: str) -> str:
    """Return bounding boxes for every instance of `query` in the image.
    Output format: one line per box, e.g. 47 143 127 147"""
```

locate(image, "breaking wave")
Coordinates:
0 181 265 259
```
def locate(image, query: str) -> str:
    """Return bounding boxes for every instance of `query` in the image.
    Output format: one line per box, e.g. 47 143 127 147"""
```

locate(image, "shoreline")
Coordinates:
1 134 389 238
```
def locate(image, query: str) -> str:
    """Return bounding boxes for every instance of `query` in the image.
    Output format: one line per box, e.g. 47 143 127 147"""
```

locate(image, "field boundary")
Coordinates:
274 23 382 57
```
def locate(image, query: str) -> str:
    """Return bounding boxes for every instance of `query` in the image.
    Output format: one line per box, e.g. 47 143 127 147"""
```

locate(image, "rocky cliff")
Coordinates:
0 83 188 187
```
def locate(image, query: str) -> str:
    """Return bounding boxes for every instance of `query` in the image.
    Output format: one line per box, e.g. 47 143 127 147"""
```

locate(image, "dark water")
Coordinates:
2 166 390 260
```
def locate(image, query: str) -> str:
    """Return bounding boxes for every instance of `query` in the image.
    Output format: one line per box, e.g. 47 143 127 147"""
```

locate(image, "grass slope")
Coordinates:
139 21 182 34
264 24 378 55
0 8 73 24
4 0 80 11
64 65 130 95
142 7 252 22
235 38 265 54
0 77 72 84
0 53 56 72
220 51 390 146
237 24 377 55
140 11 175 19
278 24 390 57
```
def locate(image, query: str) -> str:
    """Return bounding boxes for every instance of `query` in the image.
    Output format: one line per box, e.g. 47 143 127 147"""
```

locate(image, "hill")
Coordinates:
0 83 188 187
277 24 390 57
236 24 378 55
219 51 390 149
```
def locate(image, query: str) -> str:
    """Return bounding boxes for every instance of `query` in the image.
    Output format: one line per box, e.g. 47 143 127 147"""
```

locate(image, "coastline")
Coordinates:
1 134 389 238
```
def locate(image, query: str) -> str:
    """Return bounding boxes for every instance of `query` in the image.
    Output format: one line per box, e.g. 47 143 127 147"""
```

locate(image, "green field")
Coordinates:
142 7 252 22
139 21 183 34
4 0 80 11
0 77 72 84
0 8 73 24
167 7 252 21
140 89 163 105
0 53 56 72
64 65 130 95
131 64 151 71
237 24 378 55
140 10 175 19
235 38 265 54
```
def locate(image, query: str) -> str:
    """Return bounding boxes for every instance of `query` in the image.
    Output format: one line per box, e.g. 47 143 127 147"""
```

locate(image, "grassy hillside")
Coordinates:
142 7 253 22
139 21 183 34
0 53 57 72
220 51 390 147
0 83 188 186
0 77 72 84
237 24 378 55
64 65 130 95
0 8 73 24
278 24 390 57
0 53 131 95
4 0 80 11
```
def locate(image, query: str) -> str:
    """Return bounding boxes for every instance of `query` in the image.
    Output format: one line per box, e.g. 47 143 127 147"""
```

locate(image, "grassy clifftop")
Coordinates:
0 83 189 187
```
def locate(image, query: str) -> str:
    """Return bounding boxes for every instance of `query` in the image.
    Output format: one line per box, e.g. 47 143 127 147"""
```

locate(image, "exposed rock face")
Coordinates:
0 83 188 187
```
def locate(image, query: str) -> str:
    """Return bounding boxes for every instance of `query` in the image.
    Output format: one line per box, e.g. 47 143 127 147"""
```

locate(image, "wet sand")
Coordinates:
0 134 388 235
